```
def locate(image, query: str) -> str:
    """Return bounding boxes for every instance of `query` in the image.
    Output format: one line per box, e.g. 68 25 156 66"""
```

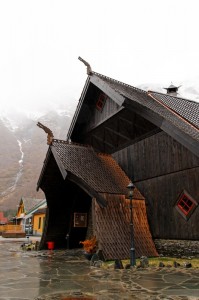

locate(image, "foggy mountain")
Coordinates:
0 79 198 213
0 107 74 211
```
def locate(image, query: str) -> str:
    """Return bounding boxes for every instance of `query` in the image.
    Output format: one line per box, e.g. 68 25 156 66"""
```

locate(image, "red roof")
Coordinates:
0 212 8 224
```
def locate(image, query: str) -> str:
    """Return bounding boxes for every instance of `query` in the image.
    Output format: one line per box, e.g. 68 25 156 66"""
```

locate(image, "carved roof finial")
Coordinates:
37 122 54 145
78 56 92 75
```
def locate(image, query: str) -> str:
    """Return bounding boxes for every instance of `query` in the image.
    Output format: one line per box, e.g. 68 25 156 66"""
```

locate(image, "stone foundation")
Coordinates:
154 239 199 258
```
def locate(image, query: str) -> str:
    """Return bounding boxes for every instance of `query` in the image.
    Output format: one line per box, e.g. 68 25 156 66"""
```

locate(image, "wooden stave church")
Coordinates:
37 62 199 258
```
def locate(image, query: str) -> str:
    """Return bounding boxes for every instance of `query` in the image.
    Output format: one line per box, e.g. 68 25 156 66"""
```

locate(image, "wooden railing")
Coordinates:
0 225 24 233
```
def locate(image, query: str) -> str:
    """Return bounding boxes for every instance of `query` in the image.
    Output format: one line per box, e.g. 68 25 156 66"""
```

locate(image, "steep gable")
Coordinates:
67 72 199 157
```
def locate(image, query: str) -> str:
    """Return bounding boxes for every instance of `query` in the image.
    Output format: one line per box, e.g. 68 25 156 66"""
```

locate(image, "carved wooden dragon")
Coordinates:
78 56 92 75
37 122 54 145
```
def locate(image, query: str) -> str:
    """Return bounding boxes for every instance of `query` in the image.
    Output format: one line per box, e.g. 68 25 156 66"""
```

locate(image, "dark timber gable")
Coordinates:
68 74 160 154
66 71 199 241
68 73 199 158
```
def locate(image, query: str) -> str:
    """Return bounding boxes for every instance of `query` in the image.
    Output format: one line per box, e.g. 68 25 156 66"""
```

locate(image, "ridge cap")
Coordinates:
148 90 199 105
92 72 147 95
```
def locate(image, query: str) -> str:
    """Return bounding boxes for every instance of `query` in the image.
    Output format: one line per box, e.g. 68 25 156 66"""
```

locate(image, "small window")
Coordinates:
43 217 45 230
96 93 107 111
175 191 198 220
38 217 41 229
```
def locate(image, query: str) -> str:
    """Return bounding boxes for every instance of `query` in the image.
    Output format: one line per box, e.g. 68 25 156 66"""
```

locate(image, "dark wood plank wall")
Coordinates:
136 167 199 239
113 131 199 181
39 155 92 249
113 131 199 239
85 95 120 132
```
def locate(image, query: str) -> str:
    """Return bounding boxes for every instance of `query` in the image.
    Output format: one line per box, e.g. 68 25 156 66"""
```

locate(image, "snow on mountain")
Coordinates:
0 102 75 134
0 115 19 132
0 104 75 211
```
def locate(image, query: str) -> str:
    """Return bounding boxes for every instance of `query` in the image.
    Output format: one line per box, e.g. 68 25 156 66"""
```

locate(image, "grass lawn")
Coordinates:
145 257 199 268
104 257 199 268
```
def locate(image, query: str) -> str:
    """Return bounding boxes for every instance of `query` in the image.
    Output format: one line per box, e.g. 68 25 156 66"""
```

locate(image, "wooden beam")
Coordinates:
51 146 67 180
90 75 125 106
88 106 124 131
105 126 131 141
67 77 90 140
37 147 52 191
92 134 115 149
119 116 133 126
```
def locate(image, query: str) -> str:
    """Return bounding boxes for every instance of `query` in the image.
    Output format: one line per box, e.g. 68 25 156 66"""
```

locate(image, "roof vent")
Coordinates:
164 83 181 96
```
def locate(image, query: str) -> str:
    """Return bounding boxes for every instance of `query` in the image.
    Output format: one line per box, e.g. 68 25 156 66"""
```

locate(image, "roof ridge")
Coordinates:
92 71 147 95
148 91 199 132
148 90 199 105
52 139 92 148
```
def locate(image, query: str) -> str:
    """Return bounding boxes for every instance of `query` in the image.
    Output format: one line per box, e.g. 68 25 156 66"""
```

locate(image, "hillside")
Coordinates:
0 110 72 211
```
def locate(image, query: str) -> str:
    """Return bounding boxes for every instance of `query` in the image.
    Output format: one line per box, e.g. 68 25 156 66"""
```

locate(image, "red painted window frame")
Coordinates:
96 93 107 111
175 190 198 220
177 195 194 215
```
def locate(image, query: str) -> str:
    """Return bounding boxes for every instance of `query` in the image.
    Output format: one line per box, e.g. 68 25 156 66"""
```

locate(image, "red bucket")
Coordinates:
47 241 54 250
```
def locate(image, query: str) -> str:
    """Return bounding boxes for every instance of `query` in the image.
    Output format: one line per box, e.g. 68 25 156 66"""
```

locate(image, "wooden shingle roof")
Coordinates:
33 207 47 215
149 91 199 130
51 139 144 200
0 212 8 224
20 198 46 214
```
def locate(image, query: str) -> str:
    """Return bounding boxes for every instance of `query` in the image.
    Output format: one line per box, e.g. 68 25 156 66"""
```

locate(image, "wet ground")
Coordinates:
0 237 199 300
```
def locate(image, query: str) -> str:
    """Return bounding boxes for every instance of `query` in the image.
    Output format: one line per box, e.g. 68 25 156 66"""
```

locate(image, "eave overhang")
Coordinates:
37 147 52 192
67 74 125 141
67 77 91 140
90 74 125 106
51 146 67 180
83 106 160 154
37 145 107 208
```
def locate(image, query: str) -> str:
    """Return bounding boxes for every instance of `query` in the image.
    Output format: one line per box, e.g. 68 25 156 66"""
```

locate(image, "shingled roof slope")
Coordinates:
92 73 199 143
21 198 46 214
149 91 199 129
52 140 144 199
33 207 47 215
0 212 8 224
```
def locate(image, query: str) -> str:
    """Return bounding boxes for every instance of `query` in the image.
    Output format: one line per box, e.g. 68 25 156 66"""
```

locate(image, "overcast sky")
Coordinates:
0 0 199 114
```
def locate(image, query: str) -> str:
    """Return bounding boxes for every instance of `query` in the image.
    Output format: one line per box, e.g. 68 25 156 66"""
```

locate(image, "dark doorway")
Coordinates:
66 183 92 249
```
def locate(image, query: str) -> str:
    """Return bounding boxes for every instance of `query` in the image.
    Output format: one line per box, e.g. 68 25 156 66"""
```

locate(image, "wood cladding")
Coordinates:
113 131 199 182
113 131 199 239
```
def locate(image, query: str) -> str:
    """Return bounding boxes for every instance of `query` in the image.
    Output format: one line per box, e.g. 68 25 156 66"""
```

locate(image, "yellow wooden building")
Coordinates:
33 207 46 236
14 197 46 234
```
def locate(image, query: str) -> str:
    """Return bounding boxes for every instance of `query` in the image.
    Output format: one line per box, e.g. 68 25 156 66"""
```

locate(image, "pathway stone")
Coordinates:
0 238 198 299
